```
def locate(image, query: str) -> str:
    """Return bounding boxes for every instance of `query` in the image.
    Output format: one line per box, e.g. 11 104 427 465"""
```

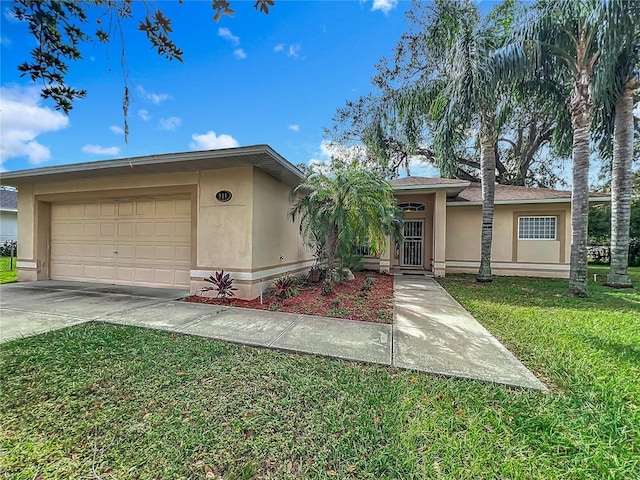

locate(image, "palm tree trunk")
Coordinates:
477 113 496 282
568 77 593 298
606 79 637 288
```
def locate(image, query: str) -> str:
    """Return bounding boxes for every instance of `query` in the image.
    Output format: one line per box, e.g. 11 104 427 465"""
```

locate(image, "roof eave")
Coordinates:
0 145 306 188
447 196 611 206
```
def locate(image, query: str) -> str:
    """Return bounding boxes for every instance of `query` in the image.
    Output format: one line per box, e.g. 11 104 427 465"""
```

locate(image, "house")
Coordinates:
0 187 18 242
0 145 609 299
377 178 609 278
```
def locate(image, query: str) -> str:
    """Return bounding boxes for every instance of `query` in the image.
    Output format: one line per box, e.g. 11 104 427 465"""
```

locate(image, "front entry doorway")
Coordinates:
401 220 424 268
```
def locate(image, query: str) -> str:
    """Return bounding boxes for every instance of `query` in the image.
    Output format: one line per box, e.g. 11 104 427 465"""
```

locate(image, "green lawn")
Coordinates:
0 257 17 284
1 268 638 479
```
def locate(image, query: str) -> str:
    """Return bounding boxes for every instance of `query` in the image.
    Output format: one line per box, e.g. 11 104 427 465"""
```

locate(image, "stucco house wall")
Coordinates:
446 203 572 278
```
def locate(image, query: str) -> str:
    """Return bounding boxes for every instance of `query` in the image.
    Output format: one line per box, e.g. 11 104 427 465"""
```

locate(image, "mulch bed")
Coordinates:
185 271 394 324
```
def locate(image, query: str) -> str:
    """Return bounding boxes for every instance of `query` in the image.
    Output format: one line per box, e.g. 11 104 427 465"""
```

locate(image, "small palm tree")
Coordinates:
289 164 403 277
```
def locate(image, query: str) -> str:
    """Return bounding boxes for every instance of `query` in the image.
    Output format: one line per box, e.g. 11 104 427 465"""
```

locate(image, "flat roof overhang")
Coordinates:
0 144 306 188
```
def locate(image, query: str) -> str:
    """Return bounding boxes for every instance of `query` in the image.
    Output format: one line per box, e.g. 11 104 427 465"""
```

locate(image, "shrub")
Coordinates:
270 274 299 300
200 270 237 299
321 279 334 296
361 275 375 293
330 298 340 310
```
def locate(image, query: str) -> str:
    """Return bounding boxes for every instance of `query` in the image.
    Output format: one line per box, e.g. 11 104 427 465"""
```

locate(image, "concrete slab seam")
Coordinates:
267 314 304 347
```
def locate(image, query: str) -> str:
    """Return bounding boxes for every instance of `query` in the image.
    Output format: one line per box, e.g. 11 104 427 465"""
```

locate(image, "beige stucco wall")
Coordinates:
251 168 310 270
197 167 253 270
446 202 571 278
14 167 309 299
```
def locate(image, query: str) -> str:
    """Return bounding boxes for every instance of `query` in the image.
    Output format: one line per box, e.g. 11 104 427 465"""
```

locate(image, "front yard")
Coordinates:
0 257 17 284
1 268 638 479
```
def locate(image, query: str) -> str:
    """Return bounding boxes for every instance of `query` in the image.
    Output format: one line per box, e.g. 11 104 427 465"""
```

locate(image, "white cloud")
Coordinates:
233 48 247 60
137 86 170 105
138 109 151 121
306 140 440 177
159 116 182 131
0 35 11 46
218 27 240 46
289 124 300 132
109 125 124 135
274 43 303 59
81 144 120 156
0 85 70 166
189 131 239 150
287 43 302 59
371 0 398 14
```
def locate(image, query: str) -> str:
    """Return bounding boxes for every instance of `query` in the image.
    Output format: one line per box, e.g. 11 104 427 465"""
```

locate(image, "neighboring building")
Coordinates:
0 145 609 298
0 187 18 242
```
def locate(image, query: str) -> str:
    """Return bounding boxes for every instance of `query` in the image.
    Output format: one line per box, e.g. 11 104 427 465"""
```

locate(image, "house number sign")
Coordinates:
215 190 232 202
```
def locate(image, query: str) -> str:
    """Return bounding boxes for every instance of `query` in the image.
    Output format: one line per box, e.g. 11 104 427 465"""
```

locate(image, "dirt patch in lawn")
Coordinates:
185 271 394 324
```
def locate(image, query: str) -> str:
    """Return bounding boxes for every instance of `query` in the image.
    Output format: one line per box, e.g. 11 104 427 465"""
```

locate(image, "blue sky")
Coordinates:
0 0 439 174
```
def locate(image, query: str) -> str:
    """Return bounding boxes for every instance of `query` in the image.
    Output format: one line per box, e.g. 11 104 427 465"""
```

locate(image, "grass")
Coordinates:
1 268 639 479
0 257 17 284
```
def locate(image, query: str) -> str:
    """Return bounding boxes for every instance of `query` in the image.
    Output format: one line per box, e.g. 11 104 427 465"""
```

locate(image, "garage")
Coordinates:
50 196 191 288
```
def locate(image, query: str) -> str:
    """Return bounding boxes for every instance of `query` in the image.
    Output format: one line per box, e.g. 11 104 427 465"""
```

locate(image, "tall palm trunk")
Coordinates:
568 68 593 297
477 112 496 282
606 79 637 288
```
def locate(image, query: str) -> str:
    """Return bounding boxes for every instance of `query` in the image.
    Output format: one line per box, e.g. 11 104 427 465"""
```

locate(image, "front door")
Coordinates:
402 220 423 268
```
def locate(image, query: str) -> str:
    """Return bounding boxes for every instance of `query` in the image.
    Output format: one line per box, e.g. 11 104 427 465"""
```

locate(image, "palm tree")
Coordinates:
365 0 504 282
500 0 638 297
593 11 640 288
289 164 402 277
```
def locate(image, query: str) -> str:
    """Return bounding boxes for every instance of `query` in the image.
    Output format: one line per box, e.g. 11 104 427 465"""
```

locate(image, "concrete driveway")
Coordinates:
0 279 546 391
0 281 188 343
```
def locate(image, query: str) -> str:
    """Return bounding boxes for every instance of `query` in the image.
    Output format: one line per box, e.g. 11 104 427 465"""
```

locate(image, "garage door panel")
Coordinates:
118 202 134 216
101 202 117 216
175 246 190 262
118 222 134 237
136 201 154 215
51 196 191 288
135 245 154 260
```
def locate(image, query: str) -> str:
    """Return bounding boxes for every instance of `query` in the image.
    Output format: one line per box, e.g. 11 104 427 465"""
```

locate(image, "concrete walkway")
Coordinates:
393 276 545 389
0 278 545 390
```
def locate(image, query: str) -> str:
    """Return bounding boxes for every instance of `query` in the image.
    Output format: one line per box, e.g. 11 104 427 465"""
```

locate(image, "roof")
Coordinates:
449 182 610 204
0 188 17 211
0 145 306 188
390 177 469 187
390 176 470 197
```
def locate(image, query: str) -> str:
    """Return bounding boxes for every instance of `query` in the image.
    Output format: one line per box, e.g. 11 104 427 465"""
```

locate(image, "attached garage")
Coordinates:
50 196 191 288
3 145 311 299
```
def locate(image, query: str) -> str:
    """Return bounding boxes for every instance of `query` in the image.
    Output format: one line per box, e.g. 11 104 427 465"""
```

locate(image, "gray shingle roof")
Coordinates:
0 188 17 210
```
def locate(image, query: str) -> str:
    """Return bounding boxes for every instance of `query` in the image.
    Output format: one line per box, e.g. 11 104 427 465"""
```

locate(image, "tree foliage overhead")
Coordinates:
327 0 572 187
12 0 275 136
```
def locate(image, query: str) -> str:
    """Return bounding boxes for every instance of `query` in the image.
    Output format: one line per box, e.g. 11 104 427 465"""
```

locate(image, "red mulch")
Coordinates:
185 271 394 324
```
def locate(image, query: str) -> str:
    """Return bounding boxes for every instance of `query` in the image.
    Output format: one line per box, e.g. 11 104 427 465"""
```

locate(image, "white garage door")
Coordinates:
50 197 191 288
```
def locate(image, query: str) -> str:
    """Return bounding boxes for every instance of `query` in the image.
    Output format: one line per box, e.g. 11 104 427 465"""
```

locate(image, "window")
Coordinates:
518 216 557 240
398 202 425 212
